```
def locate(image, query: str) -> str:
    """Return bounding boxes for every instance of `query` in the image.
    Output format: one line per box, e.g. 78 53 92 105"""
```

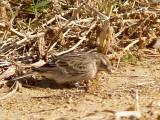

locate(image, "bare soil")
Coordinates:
0 57 160 120
1 0 160 120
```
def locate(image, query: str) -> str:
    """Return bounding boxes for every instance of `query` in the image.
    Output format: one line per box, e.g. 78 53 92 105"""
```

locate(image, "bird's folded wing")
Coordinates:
35 54 95 76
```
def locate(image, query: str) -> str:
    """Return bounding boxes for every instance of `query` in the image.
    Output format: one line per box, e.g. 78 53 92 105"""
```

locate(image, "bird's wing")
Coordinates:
56 53 95 76
36 52 95 76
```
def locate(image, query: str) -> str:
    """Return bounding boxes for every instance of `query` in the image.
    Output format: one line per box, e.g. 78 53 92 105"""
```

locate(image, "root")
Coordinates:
0 81 21 100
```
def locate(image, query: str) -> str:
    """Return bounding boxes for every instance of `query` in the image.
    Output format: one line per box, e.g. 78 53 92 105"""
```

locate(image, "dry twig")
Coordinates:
0 81 21 100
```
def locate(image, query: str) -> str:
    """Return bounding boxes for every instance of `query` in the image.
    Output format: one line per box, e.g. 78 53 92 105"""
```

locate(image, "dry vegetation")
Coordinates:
0 0 160 120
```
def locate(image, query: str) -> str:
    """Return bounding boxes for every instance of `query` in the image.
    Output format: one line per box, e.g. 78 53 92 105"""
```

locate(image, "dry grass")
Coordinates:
0 0 160 119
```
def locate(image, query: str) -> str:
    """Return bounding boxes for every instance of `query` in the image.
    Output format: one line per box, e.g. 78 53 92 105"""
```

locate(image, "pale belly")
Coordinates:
40 71 96 84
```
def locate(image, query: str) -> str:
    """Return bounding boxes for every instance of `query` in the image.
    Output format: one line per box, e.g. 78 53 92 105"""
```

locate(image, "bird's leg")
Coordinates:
74 79 99 93
86 73 101 94
86 78 100 94
84 80 90 92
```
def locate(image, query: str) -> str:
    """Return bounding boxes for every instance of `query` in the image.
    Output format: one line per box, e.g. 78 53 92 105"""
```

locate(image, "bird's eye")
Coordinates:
103 64 107 67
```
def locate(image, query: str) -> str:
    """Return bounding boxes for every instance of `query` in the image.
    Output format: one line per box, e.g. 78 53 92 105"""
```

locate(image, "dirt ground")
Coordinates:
0 57 160 120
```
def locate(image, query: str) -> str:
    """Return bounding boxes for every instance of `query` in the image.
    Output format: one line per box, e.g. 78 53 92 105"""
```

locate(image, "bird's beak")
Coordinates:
109 70 120 74
109 70 113 74
108 69 115 74
106 68 112 73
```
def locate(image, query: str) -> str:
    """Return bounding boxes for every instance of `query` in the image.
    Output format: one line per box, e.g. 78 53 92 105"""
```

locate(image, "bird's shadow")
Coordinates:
9 76 87 90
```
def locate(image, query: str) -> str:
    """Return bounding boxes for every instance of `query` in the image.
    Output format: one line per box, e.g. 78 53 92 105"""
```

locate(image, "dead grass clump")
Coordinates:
0 0 160 119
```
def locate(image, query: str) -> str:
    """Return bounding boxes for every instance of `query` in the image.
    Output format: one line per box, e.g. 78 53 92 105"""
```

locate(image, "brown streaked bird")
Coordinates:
13 52 112 84
146 38 160 49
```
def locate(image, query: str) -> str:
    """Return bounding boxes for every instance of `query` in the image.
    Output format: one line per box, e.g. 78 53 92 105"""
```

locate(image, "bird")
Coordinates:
12 52 112 84
146 38 160 49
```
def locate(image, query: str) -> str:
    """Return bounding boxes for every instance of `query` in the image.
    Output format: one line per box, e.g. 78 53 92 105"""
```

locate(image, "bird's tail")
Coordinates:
11 71 39 81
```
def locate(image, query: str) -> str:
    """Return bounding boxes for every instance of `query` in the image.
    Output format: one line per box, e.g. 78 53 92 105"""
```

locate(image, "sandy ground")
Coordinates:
0 57 160 120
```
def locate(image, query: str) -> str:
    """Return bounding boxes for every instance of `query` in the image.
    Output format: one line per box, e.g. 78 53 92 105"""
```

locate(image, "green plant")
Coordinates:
121 54 140 65
24 0 52 14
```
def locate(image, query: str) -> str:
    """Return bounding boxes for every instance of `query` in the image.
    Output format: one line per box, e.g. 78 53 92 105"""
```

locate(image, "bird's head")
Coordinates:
90 52 112 73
